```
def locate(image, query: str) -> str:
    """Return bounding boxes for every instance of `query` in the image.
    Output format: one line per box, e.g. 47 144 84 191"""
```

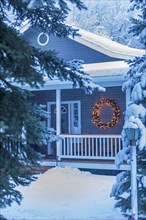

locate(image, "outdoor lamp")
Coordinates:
125 127 140 142
124 127 140 220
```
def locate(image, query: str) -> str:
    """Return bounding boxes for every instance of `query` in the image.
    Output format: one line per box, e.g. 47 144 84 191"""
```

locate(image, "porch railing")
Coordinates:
59 134 122 160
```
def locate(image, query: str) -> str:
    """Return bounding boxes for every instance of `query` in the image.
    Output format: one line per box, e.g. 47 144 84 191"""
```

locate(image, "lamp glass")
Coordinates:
125 128 140 141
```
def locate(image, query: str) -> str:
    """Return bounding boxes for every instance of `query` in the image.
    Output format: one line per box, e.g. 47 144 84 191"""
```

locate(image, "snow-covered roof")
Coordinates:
83 61 128 77
73 29 145 60
21 61 128 91
19 22 145 90
19 20 31 33
19 22 145 60
83 61 128 87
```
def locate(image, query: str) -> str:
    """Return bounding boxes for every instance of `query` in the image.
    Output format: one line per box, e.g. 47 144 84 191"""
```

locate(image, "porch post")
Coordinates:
47 103 52 155
126 88 131 109
56 88 61 160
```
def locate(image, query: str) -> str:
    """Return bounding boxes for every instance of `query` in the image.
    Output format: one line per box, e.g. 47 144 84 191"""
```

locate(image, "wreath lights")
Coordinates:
92 98 120 129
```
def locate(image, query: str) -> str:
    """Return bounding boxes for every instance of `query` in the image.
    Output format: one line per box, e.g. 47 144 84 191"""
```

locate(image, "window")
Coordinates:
54 105 67 114
37 32 49 46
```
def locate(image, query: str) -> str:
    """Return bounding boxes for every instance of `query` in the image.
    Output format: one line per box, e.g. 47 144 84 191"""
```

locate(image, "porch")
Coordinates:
39 83 130 171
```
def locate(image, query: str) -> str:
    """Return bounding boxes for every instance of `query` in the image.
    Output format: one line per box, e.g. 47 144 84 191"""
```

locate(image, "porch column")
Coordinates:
47 103 52 155
56 88 61 160
126 88 131 109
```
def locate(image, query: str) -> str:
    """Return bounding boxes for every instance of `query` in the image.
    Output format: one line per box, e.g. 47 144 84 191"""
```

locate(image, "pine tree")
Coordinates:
111 0 146 219
0 0 99 209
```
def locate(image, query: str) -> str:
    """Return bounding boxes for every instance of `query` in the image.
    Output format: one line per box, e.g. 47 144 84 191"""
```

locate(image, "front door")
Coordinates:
51 103 69 134
48 101 81 155
48 101 81 134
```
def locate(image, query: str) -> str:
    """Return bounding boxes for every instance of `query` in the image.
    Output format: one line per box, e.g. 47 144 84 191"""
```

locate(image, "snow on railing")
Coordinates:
59 134 122 160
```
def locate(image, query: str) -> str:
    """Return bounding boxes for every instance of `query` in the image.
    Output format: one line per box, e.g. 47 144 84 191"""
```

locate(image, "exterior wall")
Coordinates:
32 86 126 135
32 89 56 104
22 28 122 64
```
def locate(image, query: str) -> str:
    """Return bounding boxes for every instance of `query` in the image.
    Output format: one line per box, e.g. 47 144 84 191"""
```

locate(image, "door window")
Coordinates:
71 101 81 134
54 105 67 114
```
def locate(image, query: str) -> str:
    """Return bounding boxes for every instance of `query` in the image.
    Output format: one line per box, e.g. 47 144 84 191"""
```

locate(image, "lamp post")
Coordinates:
125 128 140 220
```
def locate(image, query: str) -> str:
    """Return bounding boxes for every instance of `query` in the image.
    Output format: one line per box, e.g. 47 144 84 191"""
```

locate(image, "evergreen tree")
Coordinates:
67 0 144 49
0 0 100 209
111 0 146 219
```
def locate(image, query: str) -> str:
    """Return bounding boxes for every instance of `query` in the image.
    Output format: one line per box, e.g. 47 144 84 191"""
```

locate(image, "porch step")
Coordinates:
29 158 129 175
41 158 129 174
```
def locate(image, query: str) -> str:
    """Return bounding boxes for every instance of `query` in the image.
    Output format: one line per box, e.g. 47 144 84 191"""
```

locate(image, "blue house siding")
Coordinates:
33 86 125 135
32 90 56 105
61 87 125 135
23 28 122 64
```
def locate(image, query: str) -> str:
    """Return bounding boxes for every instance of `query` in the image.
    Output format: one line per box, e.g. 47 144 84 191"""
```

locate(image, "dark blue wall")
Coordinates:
22 28 122 64
33 86 126 135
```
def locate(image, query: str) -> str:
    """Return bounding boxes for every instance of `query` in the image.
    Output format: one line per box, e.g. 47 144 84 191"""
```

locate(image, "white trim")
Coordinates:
56 89 61 159
48 101 70 133
56 89 61 135
60 155 115 160
54 105 68 114
126 88 131 109
68 103 71 133
21 61 129 91
22 80 73 91
41 161 130 170
60 134 123 161
47 104 51 155
37 32 49 46
70 101 81 134
22 78 125 91
47 100 81 134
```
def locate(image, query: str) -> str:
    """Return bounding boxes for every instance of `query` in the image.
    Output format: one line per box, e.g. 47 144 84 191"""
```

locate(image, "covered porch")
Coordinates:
31 62 130 170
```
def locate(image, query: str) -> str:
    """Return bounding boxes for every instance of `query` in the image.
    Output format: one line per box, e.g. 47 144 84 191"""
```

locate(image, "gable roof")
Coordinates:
19 22 145 89
19 22 145 60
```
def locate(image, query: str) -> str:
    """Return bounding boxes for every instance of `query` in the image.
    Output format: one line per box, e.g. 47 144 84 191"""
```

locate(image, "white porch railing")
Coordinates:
59 134 122 160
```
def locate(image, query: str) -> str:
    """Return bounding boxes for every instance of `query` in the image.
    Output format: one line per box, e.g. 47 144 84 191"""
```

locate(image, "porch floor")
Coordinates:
40 156 130 175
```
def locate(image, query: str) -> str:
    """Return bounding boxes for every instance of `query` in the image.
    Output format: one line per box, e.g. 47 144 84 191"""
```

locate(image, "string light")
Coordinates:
92 98 120 129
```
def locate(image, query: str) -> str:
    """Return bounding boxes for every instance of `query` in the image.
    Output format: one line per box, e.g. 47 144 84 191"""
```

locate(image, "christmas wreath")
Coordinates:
92 98 120 129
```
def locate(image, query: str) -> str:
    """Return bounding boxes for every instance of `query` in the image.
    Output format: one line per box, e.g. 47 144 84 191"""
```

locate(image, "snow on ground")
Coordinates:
2 167 126 220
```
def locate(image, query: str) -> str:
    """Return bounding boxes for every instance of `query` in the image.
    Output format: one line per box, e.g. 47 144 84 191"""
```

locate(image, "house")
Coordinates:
21 24 144 172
